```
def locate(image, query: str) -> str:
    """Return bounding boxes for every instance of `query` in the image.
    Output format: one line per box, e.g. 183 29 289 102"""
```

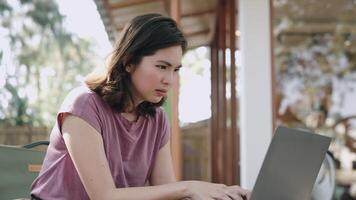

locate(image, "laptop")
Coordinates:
250 126 331 200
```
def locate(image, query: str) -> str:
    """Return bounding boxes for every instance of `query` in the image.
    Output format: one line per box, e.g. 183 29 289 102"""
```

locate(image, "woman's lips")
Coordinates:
155 89 167 97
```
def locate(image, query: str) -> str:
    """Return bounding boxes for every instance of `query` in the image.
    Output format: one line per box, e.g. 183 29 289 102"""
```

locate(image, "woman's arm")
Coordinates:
62 114 250 200
150 141 176 185
148 125 251 200
62 114 190 200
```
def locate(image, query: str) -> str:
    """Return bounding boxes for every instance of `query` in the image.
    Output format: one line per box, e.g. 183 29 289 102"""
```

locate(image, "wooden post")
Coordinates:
212 0 227 184
211 30 218 182
269 0 277 133
211 0 239 185
223 0 239 185
169 0 182 181
211 31 219 182
217 0 227 184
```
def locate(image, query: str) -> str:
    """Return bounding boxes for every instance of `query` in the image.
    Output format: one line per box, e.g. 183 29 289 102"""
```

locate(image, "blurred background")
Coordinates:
1 0 356 199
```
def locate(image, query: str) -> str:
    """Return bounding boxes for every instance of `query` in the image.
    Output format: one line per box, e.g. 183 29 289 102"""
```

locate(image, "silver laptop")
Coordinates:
250 126 331 200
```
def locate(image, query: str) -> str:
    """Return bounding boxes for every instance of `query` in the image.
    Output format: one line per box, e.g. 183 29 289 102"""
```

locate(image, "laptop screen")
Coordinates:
250 126 331 200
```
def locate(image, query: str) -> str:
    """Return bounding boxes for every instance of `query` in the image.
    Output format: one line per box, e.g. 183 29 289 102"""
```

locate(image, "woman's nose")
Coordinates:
162 71 175 85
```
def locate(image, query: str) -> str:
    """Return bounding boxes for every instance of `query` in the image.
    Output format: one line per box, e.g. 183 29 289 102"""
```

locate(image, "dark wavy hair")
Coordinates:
85 13 187 117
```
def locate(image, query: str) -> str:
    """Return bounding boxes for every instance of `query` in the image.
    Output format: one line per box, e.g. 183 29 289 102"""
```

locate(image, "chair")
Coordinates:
0 141 48 199
311 152 336 200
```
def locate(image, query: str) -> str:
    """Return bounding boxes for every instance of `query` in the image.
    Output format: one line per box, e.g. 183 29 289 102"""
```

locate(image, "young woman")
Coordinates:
31 13 250 200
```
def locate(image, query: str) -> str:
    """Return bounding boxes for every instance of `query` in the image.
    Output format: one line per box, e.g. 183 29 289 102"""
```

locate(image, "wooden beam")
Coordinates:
109 0 163 9
170 0 180 22
278 30 335 36
113 8 222 31
181 8 238 19
184 29 210 37
181 9 215 18
100 0 118 43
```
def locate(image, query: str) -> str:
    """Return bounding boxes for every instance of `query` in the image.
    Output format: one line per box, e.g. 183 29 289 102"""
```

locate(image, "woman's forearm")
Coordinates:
101 181 191 200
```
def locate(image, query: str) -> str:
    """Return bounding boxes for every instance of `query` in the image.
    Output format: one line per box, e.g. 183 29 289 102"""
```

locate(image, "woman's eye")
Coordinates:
174 68 180 72
156 65 167 70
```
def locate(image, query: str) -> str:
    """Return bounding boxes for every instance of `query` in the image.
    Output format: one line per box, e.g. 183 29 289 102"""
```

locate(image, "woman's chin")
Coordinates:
148 97 163 103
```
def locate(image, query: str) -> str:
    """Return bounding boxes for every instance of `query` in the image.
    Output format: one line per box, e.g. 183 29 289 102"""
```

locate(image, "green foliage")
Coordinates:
0 0 97 127
0 0 11 14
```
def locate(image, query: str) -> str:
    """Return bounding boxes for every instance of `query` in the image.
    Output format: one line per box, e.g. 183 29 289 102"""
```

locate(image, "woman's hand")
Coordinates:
224 185 251 200
183 181 251 200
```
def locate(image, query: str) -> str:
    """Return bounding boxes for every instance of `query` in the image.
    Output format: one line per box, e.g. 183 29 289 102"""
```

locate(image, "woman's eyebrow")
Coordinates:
157 60 182 68
157 60 172 66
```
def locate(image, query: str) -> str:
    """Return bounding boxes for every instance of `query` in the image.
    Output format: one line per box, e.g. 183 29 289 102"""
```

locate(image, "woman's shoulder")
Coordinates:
60 84 103 111
57 84 105 133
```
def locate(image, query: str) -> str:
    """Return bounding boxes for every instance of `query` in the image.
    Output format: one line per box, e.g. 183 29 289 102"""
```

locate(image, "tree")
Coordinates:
0 0 97 127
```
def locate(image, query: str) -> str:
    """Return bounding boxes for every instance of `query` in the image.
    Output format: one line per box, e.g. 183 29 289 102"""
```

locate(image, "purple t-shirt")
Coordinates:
31 85 170 199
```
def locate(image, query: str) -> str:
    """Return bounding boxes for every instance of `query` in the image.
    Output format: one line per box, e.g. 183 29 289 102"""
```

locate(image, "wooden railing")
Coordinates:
0 126 49 146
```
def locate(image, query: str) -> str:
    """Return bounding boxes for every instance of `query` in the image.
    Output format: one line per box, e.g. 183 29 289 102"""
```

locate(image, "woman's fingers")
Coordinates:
224 185 251 200
223 188 244 200
244 190 251 200
228 185 250 195
187 181 250 200
211 184 238 200
212 194 238 200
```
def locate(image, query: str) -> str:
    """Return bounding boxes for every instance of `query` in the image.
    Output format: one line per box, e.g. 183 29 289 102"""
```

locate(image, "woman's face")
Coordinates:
128 45 183 105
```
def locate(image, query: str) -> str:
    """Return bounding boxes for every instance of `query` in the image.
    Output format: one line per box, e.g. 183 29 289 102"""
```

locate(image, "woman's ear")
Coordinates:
125 64 134 73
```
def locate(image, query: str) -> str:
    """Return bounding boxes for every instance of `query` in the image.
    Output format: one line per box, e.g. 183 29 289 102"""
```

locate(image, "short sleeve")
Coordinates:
57 87 102 134
159 108 171 148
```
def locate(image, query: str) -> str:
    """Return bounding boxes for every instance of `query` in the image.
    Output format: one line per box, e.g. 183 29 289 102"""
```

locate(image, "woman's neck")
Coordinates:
121 112 138 122
122 95 142 122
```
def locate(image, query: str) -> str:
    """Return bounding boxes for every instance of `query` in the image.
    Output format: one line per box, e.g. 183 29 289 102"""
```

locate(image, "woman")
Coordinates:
31 13 250 200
